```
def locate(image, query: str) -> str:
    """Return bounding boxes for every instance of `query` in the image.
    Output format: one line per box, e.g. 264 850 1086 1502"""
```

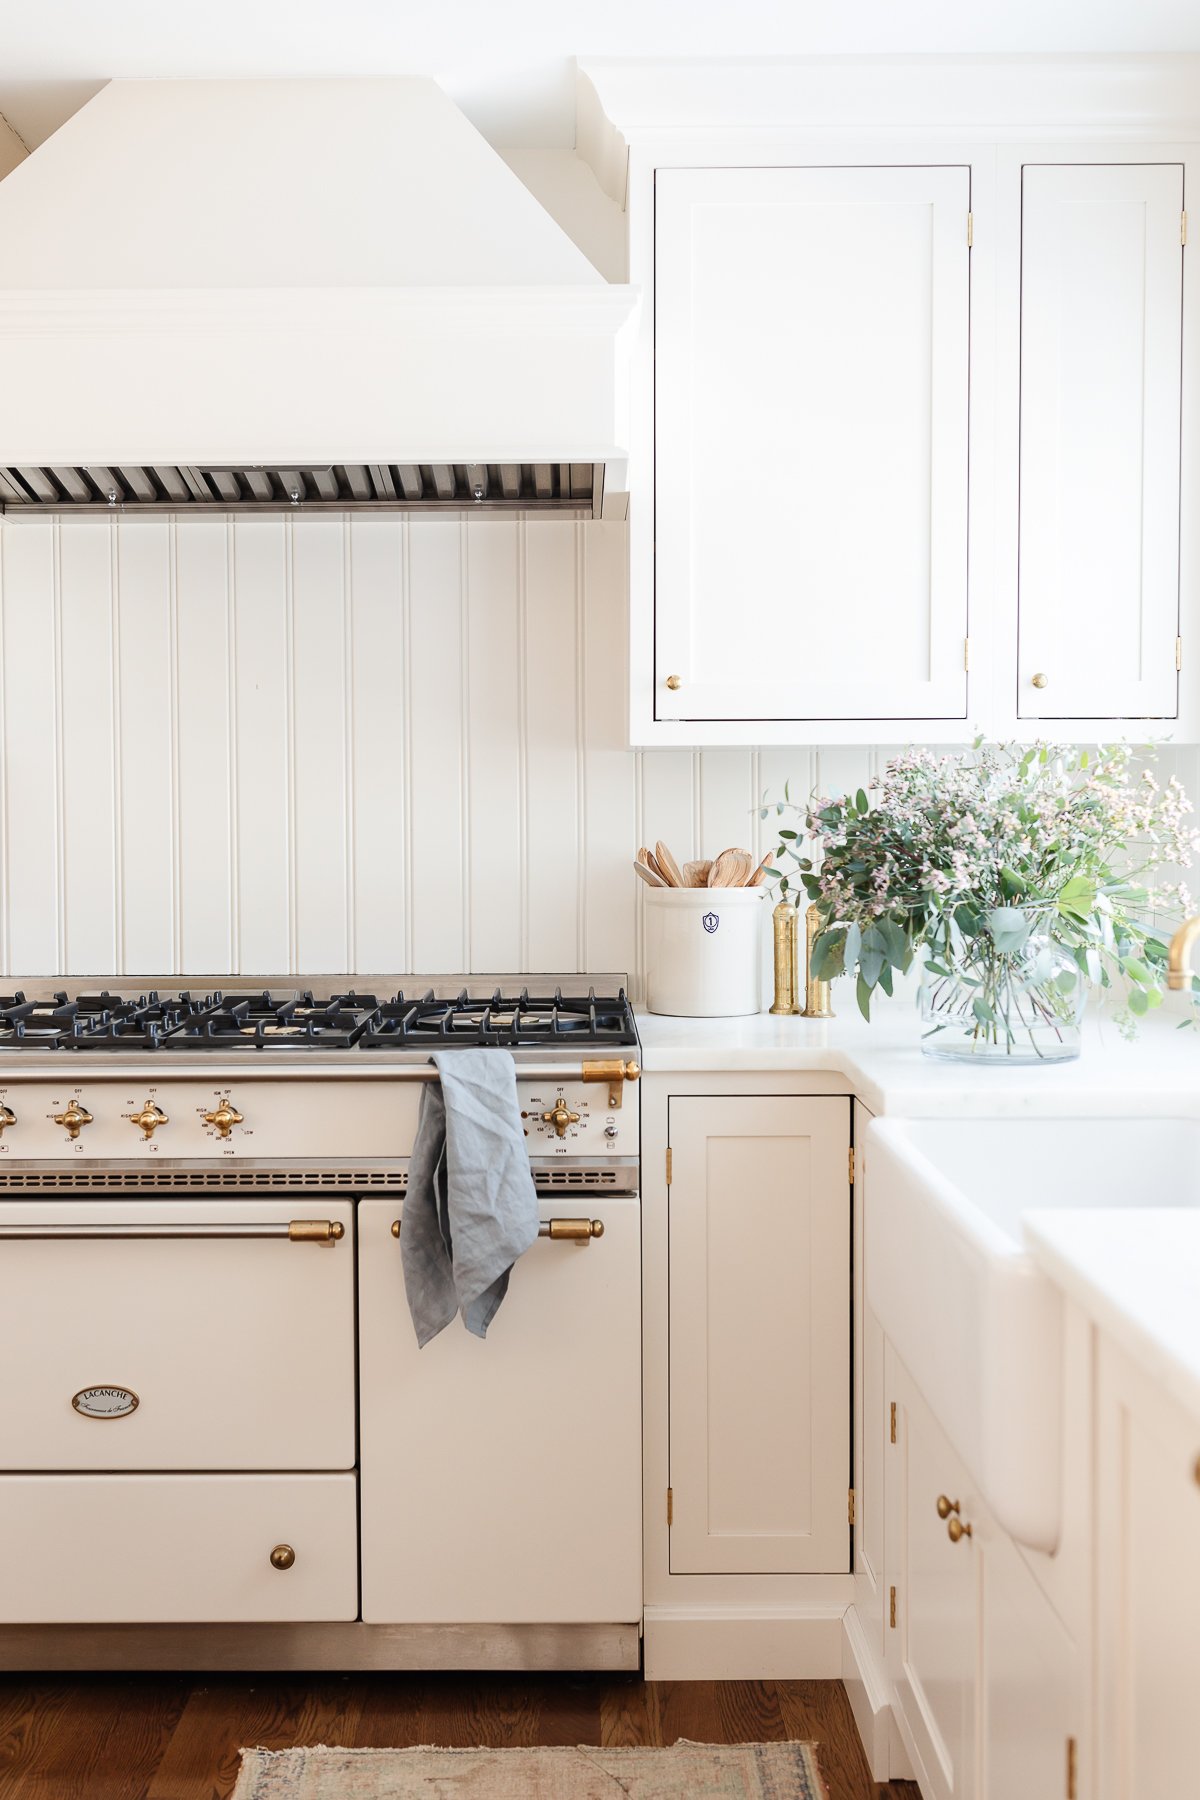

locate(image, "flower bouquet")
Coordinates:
767 743 1199 1062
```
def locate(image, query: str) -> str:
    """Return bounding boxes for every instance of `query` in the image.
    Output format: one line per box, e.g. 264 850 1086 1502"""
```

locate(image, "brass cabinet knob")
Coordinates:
665 674 682 691
947 1515 973 1543
541 1100 581 1139
203 1101 244 1139
936 1494 960 1520
269 1544 296 1571
54 1100 93 1140
391 1219 402 1238
131 1101 168 1139
0 1103 15 1135
1031 673 1048 689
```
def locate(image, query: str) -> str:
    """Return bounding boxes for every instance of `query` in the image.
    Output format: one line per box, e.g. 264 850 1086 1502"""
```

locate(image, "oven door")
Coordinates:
0 1197 355 1470
358 1189 642 1625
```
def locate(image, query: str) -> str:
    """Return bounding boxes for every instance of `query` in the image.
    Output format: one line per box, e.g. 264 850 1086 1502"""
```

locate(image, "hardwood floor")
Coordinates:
0 1673 919 1799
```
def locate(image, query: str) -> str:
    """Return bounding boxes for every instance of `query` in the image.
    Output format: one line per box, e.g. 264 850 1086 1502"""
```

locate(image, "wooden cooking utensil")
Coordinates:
654 841 686 888
637 846 670 884
747 851 774 887
633 859 667 887
708 848 754 887
682 859 713 887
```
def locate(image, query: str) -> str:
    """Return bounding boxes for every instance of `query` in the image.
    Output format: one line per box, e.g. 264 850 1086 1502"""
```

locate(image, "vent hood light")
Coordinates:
0 79 637 518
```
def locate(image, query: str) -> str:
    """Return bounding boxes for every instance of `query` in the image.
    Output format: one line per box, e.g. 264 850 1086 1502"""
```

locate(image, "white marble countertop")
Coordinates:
634 994 1200 1413
633 995 1200 1119
1024 1209 1200 1421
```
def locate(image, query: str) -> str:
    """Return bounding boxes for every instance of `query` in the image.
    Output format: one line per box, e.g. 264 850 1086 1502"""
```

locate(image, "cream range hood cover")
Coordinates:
0 79 637 514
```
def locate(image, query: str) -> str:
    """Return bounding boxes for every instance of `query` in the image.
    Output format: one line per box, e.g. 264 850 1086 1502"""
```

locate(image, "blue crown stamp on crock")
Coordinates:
702 911 720 934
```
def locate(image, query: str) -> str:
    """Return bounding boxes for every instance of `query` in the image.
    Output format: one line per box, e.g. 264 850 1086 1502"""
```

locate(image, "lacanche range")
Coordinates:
0 977 644 1671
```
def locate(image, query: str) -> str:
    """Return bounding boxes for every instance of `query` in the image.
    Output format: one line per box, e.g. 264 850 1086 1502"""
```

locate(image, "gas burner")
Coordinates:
359 988 637 1051
161 991 382 1051
0 991 200 1052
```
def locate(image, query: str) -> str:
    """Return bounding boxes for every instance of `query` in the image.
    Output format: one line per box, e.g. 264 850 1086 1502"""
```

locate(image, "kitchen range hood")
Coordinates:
0 79 637 518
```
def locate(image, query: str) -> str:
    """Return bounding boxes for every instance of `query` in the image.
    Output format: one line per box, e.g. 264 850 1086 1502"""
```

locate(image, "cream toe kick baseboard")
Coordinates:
642 1603 846 1682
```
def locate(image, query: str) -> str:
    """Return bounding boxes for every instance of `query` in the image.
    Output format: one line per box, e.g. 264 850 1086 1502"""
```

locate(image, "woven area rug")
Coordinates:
231 1739 828 1797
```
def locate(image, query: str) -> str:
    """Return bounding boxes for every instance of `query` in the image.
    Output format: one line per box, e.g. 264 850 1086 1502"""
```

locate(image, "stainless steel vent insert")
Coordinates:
0 463 600 516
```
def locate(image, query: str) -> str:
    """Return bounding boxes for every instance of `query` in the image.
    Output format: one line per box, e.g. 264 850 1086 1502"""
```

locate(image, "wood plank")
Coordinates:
114 520 175 974
347 518 407 974
59 518 118 973
0 521 60 973
147 1676 365 1800
0 1675 188 1800
174 519 234 973
231 518 290 974
464 520 522 972
290 518 350 971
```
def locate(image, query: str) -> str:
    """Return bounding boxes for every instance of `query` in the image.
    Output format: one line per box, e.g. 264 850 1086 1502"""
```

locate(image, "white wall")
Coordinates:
0 512 892 986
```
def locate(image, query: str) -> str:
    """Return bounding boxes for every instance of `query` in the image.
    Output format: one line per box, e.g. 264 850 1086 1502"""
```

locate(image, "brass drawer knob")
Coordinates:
936 1494 960 1520
947 1515 973 1543
665 674 682 690
269 1544 296 1571
1031 672 1048 689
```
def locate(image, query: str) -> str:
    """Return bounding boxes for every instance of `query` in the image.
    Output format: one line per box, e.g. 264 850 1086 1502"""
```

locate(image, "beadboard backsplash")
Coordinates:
0 510 1074 986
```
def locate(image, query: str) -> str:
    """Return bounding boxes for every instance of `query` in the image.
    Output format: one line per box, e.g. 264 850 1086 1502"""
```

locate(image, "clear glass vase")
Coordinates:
919 930 1085 1064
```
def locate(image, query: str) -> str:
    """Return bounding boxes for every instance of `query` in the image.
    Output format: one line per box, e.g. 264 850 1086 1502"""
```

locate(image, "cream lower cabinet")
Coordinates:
358 1195 642 1626
666 1094 850 1575
886 1346 1079 1800
1096 1339 1200 1800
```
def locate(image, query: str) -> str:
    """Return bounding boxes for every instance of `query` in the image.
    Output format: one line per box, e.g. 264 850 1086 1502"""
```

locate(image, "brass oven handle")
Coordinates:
0 1219 345 1243
391 1216 603 1244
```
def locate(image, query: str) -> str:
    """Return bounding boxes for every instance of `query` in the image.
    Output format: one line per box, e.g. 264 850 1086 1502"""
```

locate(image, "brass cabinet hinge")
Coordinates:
848 1146 856 1186
666 1486 674 1527
1066 1735 1078 1800
1177 636 1183 672
967 211 973 248
890 1401 897 1444
665 1146 672 1186
889 1585 897 1630
848 1487 856 1525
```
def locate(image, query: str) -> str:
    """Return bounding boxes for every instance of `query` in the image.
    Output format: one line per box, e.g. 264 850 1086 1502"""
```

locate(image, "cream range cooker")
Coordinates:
0 979 642 1672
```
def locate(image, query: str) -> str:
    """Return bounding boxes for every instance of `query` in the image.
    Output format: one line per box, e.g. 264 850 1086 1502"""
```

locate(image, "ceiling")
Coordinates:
2 0 1200 152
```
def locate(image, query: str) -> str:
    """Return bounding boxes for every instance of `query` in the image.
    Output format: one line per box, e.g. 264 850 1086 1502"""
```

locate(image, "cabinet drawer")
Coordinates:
0 1473 358 1623
0 1199 355 1469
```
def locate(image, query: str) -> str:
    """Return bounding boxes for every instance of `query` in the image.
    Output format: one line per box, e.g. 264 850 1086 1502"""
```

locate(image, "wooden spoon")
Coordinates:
633 859 667 887
708 848 753 887
746 851 774 888
682 858 713 887
637 846 669 884
654 841 686 888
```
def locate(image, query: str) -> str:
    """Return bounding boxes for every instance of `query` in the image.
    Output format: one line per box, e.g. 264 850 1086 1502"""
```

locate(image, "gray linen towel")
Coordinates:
400 1049 540 1347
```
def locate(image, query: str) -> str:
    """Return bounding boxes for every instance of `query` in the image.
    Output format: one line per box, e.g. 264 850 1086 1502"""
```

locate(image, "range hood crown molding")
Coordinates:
0 78 638 517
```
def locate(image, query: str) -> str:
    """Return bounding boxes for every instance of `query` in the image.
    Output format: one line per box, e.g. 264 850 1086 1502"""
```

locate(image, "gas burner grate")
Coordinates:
160 991 383 1051
0 985 638 1053
358 987 637 1050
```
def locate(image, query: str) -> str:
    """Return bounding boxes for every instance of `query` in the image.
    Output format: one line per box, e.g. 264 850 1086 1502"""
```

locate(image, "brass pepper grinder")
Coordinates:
801 902 835 1019
770 898 800 1016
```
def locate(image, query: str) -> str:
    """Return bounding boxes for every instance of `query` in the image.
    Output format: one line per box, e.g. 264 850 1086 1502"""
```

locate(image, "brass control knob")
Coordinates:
947 1516 973 1544
204 1101 244 1139
665 674 682 690
131 1101 169 1139
936 1495 960 1520
269 1544 296 1571
541 1099 581 1138
1031 673 1048 689
54 1100 93 1140
0 1103 15 1135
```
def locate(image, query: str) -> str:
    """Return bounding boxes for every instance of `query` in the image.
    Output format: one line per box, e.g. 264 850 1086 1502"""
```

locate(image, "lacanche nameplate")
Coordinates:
72 1385 139 1420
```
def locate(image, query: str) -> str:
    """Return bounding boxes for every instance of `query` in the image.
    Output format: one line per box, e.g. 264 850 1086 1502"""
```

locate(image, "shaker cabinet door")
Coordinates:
1018 163 1184 720
654 165 971 724
666 1094 850 1574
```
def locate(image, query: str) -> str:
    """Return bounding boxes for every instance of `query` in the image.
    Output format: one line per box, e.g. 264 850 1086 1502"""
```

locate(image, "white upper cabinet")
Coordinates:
1018 163 1184 721
654 166 971 728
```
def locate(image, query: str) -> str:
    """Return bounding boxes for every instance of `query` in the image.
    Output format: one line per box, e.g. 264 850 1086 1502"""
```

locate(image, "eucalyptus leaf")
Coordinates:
986 906 1034 955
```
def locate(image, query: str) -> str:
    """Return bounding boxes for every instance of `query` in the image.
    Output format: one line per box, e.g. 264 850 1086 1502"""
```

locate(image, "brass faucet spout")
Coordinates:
1166 914 1200 990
